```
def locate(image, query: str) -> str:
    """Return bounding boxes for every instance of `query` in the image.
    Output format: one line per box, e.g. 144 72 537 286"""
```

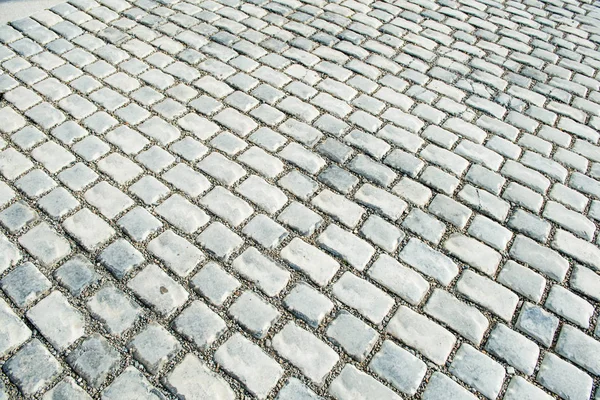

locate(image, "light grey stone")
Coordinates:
329 364 401 400
3 339 62 396
173 300 227 350
369 340 427 396
272 322 339 385
26 291 85 351
387 306 456 365
326 311 378 361
215 333 283 399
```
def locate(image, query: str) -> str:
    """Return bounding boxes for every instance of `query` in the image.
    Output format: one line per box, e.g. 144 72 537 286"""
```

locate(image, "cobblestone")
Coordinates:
0 0 598 397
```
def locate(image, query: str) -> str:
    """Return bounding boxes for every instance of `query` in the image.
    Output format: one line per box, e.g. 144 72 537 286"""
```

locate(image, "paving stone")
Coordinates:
215 333 283 399
18 222 71 266
198 222 243 261
165 354 234 400
333 271 394 324
456 269 519 321
87 285 142 336
449 344 505 399
276 378 321 400
317 224 375 271
27 290 85 351
424 289 488 345
0 3 596 399
127 264 189 318
485 323 540 375
173 300 227 350
1 261 51 308
368 254 429 306
232 247 290 297
117 206 163 242
129 322 181 374
516 302 560 347
326 310 378 362
422 372 477 400
3 339 62 396
537 353 593 400
63 208 115 251
399 238 458 286
272 322 339 385
67 334 121 388
43 377 92 400
284 282 332 328
229 291 280 339
0 298 31 357
101 367 162 400
369 339 426 396
545 285 594 329
329 364 401 400
504 376 554 400
200 186 253 227
443 233 501 276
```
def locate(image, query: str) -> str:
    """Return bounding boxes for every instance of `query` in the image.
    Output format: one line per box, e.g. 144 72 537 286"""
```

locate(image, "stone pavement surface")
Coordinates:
0 0 599 397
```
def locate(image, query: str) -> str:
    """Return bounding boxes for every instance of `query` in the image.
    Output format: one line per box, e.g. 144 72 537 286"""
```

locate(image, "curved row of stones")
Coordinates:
0 0 599 397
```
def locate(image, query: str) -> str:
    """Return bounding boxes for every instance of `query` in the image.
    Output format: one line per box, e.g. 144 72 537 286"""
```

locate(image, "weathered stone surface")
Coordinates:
0 2 596 398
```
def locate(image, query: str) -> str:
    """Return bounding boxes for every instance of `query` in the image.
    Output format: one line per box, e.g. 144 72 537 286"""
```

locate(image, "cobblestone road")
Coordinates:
0 0 599 398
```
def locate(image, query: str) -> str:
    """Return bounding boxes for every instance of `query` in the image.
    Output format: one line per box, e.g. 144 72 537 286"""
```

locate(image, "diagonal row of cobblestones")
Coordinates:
0 0 599 397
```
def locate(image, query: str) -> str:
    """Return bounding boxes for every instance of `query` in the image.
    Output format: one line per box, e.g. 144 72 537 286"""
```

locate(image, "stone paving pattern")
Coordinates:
0 0 599 397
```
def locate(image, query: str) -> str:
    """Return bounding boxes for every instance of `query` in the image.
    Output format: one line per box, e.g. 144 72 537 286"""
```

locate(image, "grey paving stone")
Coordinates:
443 233 501 276
485 323 540 375
0 298 31 357
63 208 115 251
317 224 375 271
284 282 332 328
87 285 142 336
229 291 280 339
3 339 62 396
504 376 554 400
422 372 477 400
0 3 595 399
1 261 51 308
449 343 505 399
198 222 243 261
43 377 91 400
18 222 71 266
537 353 593 400
215 333 283 399
165 354 234 400
545 285 593 329
150 230 204 276
329 364 401 400
0 201 34 232
368 254 429 306
399 238 458 286
101 366 162 400
200 186 253 227
155 194 208 234
272 322 339 385
516 302 560 347
129 322 181 374
555 325 600 376
172 299 227 351
326 310 378 362
333 271 394 324
67 334 121 388
456 269 519 321
127 264 189 318
369 340 426 396
26 290 85 351
117 206 163 243
276 378 321 400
